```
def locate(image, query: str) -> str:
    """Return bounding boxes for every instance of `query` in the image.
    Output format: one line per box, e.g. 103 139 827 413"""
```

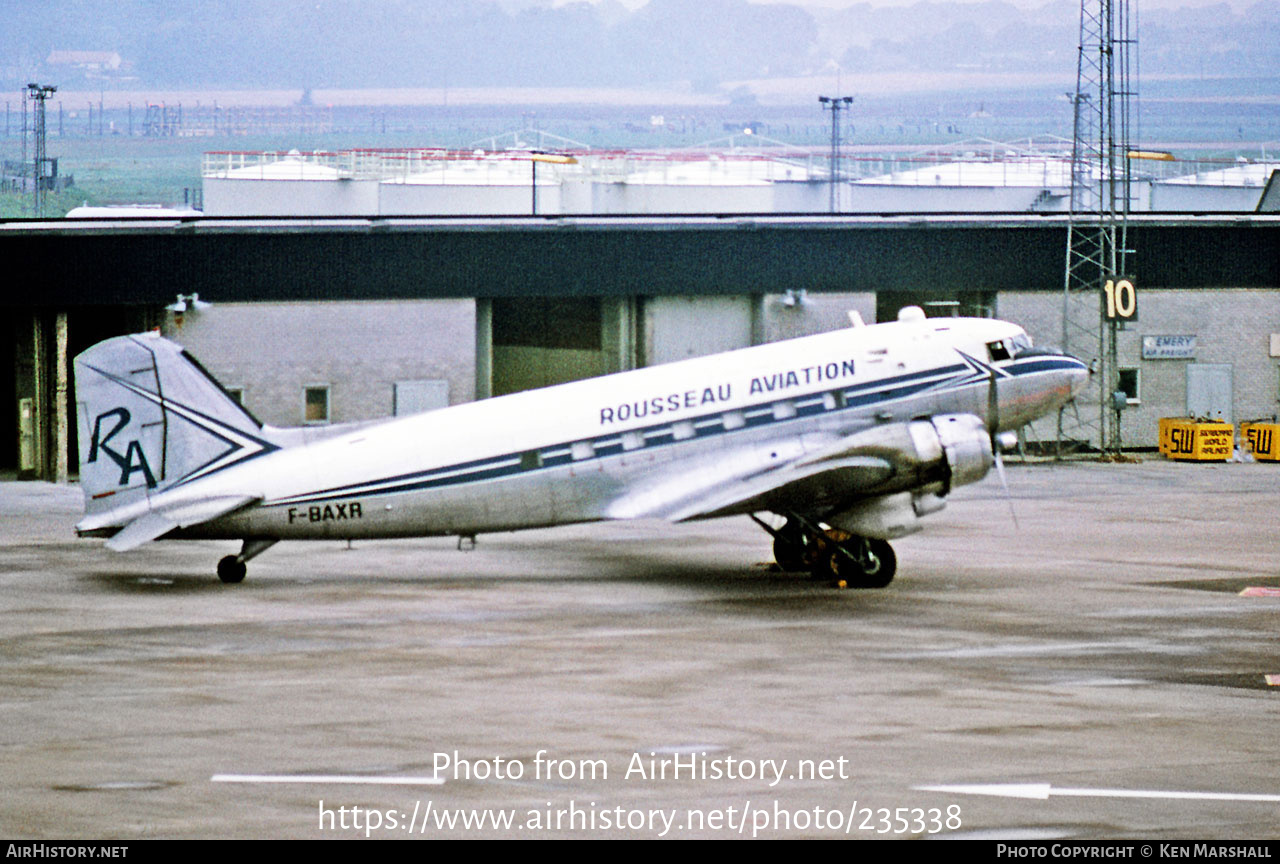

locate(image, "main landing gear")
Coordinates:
751 514 896 589
216 538 278 584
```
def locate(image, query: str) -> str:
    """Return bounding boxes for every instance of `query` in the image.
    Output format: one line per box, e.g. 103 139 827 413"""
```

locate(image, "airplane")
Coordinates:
72 306 1089 586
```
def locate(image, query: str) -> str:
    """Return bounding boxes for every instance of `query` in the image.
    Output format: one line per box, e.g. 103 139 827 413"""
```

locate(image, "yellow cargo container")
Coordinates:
1159 417 1234 461
1241 422 1280 462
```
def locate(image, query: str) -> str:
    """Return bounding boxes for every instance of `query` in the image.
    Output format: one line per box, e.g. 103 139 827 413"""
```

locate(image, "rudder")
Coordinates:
75 332 275 516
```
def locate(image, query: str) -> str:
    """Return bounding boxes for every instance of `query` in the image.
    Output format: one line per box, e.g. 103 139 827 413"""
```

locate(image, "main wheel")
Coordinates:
216 555 247 584
772 521 813 572
829 538 897 588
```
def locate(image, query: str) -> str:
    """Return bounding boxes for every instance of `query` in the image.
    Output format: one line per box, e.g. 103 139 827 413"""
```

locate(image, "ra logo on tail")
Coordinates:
87 407 157 488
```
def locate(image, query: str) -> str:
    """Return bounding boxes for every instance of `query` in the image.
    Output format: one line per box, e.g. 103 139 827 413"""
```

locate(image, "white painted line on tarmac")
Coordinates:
917 782 1280 803
1240 586 1280 598
212 773 444 786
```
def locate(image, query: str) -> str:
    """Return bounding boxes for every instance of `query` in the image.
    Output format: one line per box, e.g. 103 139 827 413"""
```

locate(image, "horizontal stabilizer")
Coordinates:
103 495 258 552
105 512 178 552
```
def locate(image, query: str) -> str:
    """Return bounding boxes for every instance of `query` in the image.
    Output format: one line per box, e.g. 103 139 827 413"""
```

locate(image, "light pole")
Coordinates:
27 83 57 218
818 95 853 213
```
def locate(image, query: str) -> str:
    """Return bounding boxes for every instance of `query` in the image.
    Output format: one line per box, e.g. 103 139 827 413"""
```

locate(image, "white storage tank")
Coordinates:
379 154 563 216
203 150 380 216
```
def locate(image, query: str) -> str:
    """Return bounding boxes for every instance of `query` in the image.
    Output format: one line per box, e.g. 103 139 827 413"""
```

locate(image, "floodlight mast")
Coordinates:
27 84 57 218
819 95 854 214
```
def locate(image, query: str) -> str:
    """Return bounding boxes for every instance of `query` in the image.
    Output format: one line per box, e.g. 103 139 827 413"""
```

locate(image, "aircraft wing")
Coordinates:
94 495 260 552
605 415 987 525
604 428 910 523
661 455 896 523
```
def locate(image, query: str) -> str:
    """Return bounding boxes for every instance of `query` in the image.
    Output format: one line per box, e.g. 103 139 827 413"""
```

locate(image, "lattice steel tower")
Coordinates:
27 83 57 218
1060 0 1135 454
819 95 853 213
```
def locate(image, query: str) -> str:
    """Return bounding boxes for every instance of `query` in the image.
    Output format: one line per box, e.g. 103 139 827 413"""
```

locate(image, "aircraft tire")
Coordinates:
217 556 247 584
829 538 896 588
772 527 811 572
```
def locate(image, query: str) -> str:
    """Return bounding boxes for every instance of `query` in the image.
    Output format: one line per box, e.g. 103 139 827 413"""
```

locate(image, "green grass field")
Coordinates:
2 78 1275 218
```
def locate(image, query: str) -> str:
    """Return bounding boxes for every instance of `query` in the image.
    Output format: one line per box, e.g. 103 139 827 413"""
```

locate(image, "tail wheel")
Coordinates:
217 555 247 584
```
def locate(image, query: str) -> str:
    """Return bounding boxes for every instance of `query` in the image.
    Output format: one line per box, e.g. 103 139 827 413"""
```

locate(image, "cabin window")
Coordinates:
570 441 595 461
672 421 696 441
987 340 1012 362
772 401 797 421
621 431 644 451
520 451 543 470
824 391 847 411
722 410 746 430
303 385 330 424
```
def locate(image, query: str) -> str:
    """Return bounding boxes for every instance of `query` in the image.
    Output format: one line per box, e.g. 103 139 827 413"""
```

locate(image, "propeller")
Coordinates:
986 359 1020 530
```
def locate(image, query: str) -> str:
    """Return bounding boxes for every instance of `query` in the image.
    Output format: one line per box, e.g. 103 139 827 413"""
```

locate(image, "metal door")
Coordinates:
1186 363 1233 422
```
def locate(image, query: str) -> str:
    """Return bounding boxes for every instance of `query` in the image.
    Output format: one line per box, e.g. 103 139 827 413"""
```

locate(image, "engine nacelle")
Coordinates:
825 490 947 539
825 413 993 539
925 413 994 492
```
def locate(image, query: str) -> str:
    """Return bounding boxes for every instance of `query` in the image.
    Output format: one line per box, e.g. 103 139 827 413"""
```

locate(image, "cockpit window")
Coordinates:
1012 333 1033 352
987 340 1012 362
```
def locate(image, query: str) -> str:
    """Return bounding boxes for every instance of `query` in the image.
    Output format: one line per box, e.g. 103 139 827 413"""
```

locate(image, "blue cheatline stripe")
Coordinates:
264 356 1080 509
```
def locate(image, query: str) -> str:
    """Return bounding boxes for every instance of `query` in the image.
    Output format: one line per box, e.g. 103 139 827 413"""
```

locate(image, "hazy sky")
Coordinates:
774 0 1250 8
568 0 1257 11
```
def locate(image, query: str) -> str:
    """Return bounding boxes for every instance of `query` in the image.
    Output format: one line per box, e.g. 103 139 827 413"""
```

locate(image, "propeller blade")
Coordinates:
993 447 1020 531
986 359 1018 529
987 363 1000 434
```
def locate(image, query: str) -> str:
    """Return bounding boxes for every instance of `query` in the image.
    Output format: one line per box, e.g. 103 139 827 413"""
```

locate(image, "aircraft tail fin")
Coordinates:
74 332 277 517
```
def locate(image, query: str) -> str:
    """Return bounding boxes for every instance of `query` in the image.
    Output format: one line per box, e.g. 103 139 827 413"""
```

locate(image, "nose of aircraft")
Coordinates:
1064 353 1091 398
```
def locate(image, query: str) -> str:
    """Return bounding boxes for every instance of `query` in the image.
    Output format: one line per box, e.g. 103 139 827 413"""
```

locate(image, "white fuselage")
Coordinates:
161 315 1085 542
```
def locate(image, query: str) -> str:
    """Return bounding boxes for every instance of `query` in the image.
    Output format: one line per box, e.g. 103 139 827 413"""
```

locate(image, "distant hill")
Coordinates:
2 0 1276 91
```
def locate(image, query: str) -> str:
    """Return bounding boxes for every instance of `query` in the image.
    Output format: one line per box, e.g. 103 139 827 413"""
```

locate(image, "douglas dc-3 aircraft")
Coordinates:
73 307 1088 586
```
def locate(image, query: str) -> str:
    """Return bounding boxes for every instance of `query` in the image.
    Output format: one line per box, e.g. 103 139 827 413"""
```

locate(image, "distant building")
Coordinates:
45 50 123 74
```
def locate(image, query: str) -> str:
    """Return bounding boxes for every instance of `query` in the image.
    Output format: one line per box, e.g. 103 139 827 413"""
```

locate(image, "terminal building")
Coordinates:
5 211 1279 482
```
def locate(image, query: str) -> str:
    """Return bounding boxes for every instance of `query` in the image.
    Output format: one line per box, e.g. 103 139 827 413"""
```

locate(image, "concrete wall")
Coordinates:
758 292 876 343
999 288 1280 447
641 295 754 366
163 300 477 426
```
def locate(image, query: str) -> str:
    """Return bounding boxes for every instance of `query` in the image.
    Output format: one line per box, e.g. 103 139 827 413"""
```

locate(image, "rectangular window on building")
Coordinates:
304 386 330 424
1118 368 1140 404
